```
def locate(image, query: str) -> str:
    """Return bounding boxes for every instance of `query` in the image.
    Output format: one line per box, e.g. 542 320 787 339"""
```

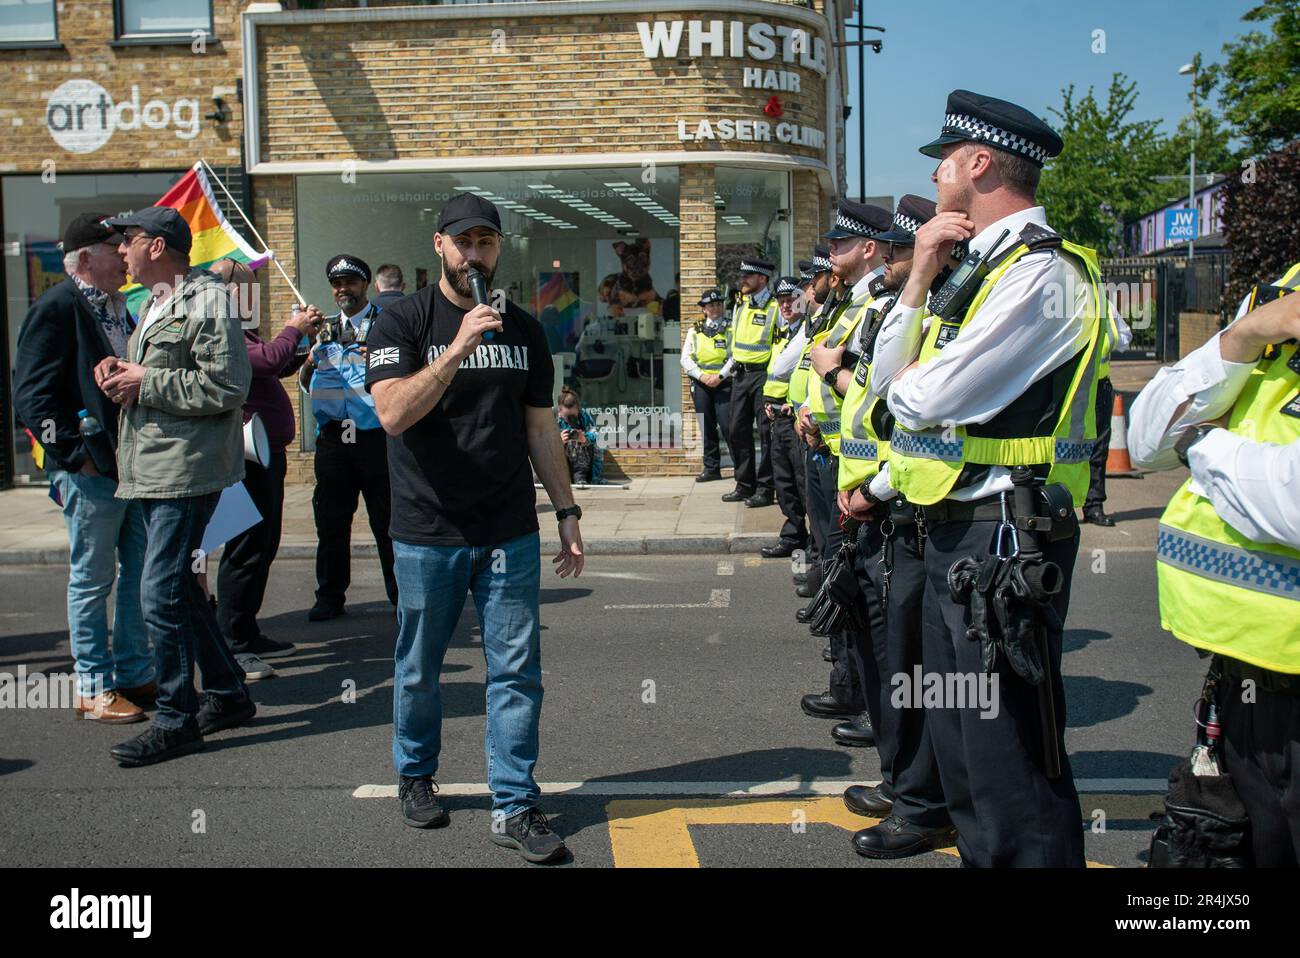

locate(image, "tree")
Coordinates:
1039 75 1169 254
1208 0 1300 157
1221 142 1300 310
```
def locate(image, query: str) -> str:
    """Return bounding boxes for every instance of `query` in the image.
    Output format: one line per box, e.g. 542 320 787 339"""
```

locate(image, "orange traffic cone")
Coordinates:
1105 393 1142 478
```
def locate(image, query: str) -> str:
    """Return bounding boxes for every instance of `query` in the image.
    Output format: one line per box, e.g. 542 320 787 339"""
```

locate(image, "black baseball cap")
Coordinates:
326 254 371 283
60 212 123 253
104 207 192 257
438 192 503 236
919 90 1063 167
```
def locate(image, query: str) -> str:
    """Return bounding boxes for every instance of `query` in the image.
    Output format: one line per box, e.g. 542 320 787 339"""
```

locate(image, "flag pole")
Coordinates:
200 159 305 306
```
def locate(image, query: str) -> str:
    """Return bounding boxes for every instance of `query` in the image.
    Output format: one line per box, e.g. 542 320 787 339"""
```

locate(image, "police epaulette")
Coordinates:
1019 222 1063 252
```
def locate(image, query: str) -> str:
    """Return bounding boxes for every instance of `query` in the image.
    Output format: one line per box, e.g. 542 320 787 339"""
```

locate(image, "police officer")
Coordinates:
869 91 1108 866
682 289 732 482
759 277 810 559
834 194 958 857
798 201 892 722
722 257 778 507
1129 262 1300 867
301 253 398 621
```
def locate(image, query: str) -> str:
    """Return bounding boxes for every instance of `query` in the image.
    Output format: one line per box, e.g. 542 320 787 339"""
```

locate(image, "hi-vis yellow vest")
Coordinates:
729 294 778 365
809 293 875 455
789 299 841 408
837 298 898 491
691 326 731 374
889 237 1106 507
1157 262 1300 674
763 321 801 401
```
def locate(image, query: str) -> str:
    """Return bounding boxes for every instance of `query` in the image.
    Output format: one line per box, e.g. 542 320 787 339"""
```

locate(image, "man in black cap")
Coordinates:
300 252 397 622
366 191 584 864
93 206 254 766
721 256 778 507
759 276 810 558
681 289 732 482
13 213 155 726
867 90 1105 866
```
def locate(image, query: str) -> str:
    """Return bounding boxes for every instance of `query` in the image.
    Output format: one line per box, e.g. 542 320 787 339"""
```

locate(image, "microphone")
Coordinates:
467 267 493 341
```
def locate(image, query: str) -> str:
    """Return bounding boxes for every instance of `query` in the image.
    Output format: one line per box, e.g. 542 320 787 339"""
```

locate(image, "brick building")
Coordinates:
1 0 849 486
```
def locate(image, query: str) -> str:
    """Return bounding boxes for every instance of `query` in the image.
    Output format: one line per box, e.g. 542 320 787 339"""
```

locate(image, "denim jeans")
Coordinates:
50 469 151 696
138 493 248 730
392 532 543 818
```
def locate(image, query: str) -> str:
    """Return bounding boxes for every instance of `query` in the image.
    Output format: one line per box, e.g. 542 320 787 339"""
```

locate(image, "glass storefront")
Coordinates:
2 170 184 482
715 167 790 292
295 167 682 449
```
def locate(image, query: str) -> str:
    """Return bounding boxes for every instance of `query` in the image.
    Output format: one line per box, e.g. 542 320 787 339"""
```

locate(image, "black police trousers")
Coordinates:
1219 659 1300 867
767 410 808 549
921 516 1084 867
728 365 773 495
691 379 731 473
866 515 950 829
217 450 286 648
1084 376 1114 513
840 520 886 743
803 445 841 594
313 423 398 609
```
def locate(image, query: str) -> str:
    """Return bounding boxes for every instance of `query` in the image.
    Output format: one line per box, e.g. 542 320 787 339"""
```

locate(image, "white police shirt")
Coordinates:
868 206 1094 502
1128 278 1300 551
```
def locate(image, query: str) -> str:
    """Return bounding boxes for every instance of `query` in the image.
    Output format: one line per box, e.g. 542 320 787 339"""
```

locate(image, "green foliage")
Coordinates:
1221 143 1300 309
1210 0 1300 157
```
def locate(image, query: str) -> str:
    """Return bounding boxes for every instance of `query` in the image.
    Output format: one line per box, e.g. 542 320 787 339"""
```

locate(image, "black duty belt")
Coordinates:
885 498 920 527
1221 657 1300 696
919 495 1008 525
740 362 769 372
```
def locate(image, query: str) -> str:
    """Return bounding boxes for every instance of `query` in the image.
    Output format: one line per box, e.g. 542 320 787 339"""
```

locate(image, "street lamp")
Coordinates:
835 12 885 202
1178 59 1198 260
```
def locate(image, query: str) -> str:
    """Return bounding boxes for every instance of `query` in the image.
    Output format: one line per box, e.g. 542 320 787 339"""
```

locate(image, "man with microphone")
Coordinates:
366 193 584 864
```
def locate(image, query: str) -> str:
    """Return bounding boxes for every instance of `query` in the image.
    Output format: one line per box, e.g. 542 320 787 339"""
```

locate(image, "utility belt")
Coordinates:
921 483 1076 543
739 361 769 373
1220 656 1300 696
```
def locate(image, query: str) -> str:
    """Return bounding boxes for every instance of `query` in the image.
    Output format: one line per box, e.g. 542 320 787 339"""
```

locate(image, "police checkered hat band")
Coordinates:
739 258 775 277
774 276 801 297
812 251 832 273
698 289 724 306
326 254 371 283
941 112 1050 165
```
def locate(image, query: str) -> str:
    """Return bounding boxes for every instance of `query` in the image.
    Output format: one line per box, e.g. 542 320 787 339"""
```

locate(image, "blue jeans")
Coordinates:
138 493 248 730
51 469 151 696
392 532 543 818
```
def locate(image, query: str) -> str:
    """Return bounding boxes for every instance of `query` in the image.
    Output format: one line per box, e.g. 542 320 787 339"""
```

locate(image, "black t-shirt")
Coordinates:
364 283 554 547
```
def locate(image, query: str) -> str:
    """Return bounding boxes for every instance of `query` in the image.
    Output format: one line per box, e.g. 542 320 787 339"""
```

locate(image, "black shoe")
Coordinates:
308 600 346 622
398 776 449 828
761 541 796 559
795 581 815 599
196 691 256 736
695 470 723 483
844 784 893 817
232 633 295 660
110 722 204 767
853 815 958 859
744 492 775 508
822 645 833 662
800 691 860 720
795 606 813 624
721 488 751 503
491 807 566 863
1083 508 1115 527
832 712 875 747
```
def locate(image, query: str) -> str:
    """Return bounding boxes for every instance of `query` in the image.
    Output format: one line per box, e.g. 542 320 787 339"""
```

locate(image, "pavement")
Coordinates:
0 361 1167 564
0 459 1190 868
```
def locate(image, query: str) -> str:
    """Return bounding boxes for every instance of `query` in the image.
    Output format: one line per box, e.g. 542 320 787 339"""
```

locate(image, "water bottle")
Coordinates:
77 409 115 475
292 303 310 356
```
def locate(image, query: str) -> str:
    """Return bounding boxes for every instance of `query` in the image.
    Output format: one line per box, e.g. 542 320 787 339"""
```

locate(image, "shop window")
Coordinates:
2 171 185 484
294 168 682 453
0 0 57 44
116 0 212 39
714 167 791 299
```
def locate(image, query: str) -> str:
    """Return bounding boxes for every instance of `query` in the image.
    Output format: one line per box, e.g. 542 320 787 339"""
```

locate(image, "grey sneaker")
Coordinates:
235 652 276 681
491 807 566 863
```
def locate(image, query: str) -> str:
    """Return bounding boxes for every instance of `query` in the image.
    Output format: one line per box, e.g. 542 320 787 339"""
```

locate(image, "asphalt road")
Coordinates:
0 484 1207 868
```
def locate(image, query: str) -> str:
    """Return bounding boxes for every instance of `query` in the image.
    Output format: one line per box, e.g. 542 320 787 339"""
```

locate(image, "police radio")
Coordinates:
467 267 494 341
927 229 1011 321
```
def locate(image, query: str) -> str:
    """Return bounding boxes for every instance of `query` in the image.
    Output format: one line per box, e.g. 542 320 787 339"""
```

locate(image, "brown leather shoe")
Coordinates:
74 690 146 724
118 681 158 707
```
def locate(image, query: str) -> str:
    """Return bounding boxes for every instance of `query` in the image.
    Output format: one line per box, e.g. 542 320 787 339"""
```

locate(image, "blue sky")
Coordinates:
843 0 1261 202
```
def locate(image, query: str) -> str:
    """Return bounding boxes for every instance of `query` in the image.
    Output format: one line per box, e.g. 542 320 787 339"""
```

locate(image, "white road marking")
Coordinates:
581 571 659 581
716 560 734 576
604 588 730 611
353 777 1167 799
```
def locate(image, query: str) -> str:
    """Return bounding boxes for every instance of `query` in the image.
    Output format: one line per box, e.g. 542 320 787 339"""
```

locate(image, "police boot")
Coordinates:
853 816 958 860
800 691 859 720
721 487 750 503
831 712 875 747
843 784 893 817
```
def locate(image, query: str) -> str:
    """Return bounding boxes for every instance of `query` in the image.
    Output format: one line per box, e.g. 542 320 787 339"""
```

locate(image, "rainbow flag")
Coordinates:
123 161 269 313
